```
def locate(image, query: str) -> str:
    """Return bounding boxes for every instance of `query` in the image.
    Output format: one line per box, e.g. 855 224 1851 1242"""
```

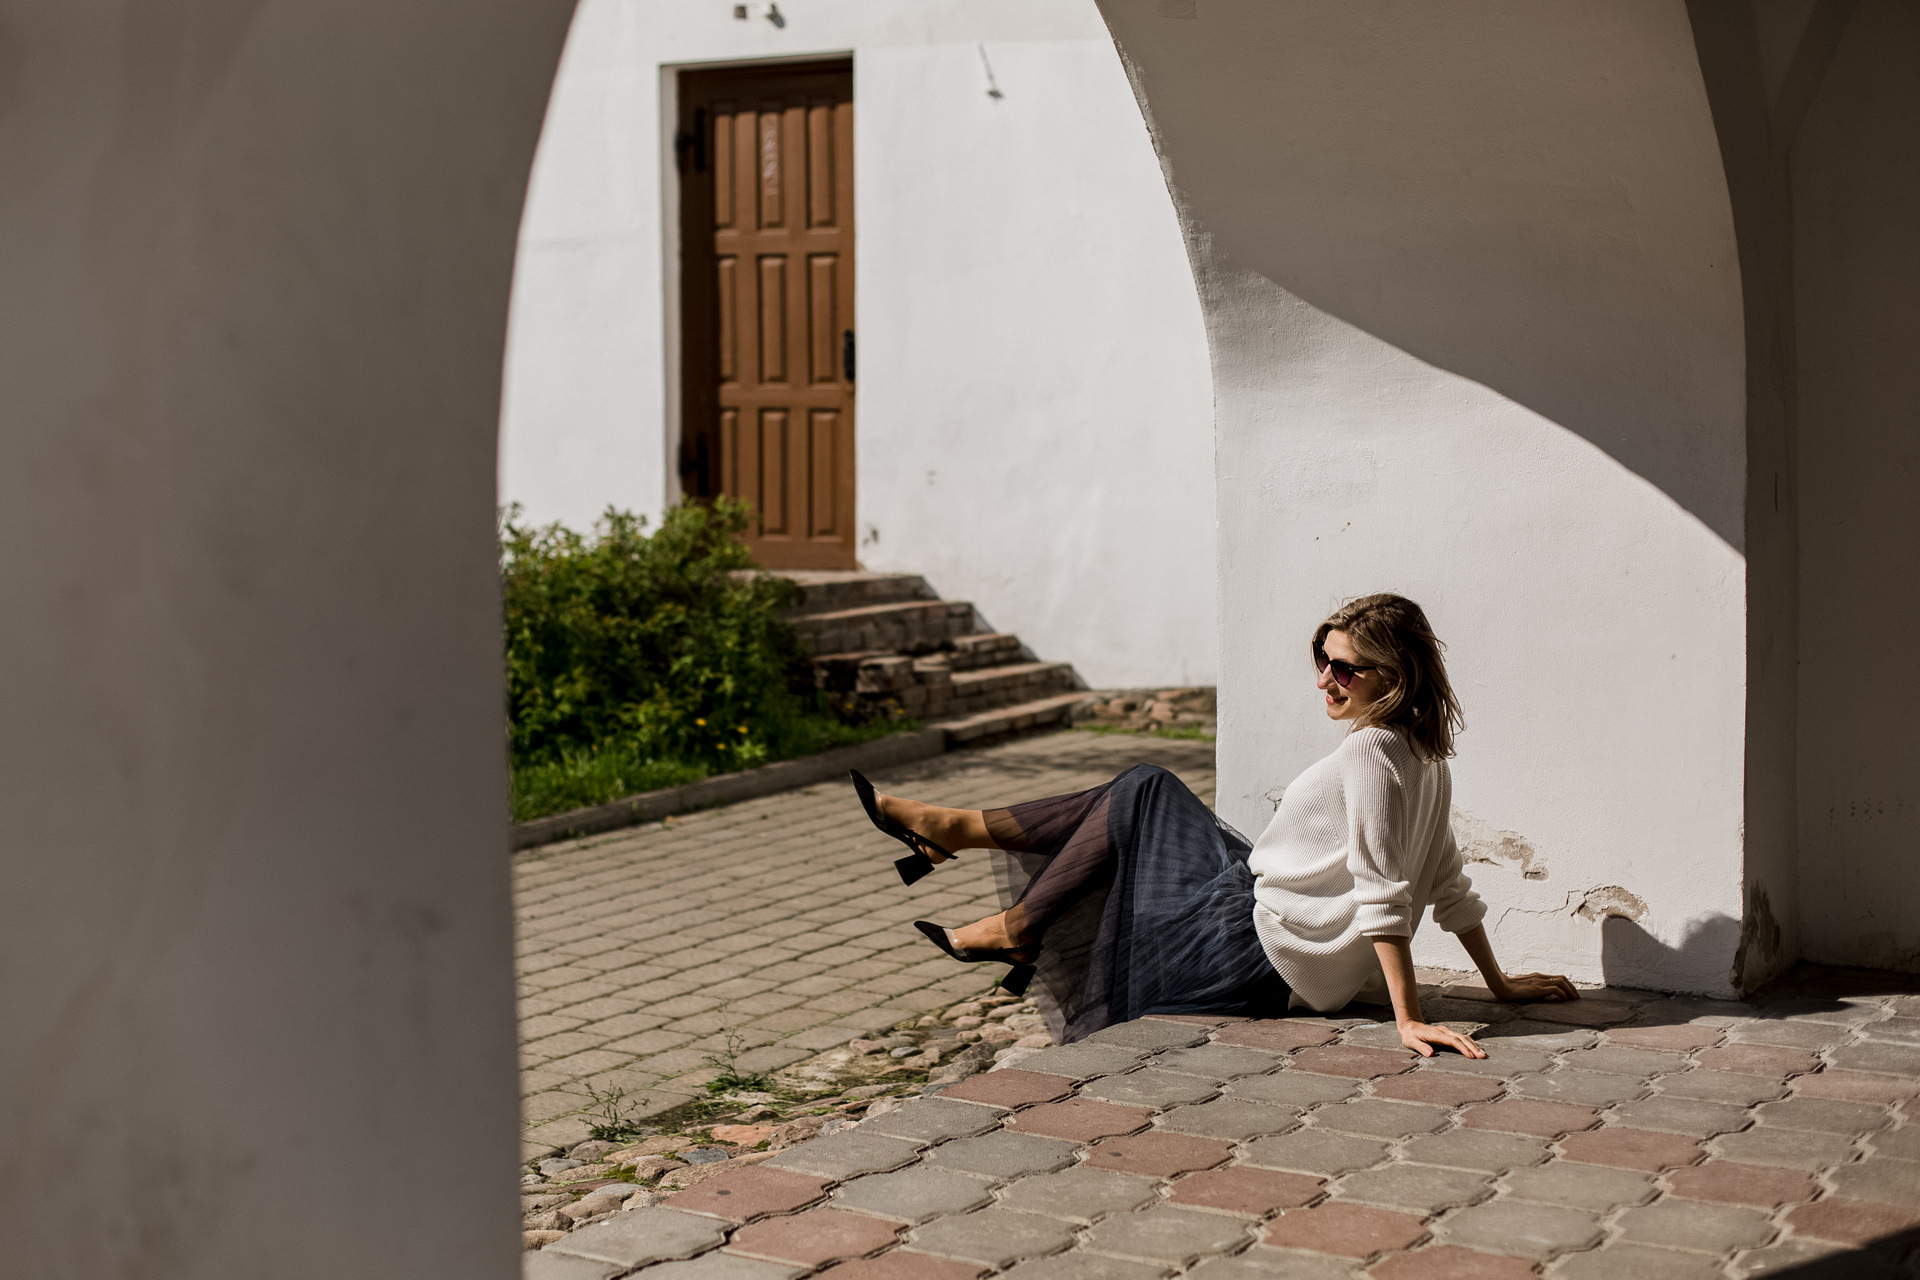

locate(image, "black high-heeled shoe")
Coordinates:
913 921 1038 996
851 769 956 886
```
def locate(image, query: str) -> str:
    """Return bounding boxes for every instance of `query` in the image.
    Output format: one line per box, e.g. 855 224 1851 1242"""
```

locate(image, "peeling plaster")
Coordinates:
1451 807 1549 880
1575 884 1649 922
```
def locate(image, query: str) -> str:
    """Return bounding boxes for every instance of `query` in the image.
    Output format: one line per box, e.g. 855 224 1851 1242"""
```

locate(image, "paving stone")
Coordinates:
1260 1201 1428 1258
1558 1127 1702 1171
935 1068 1076 1111
1754 1096 1889 1134
1783 1195 1920 1244
1607 1025 1727 1052
1615 1199 1776 1252
1331 1161 1494 1213
1010 1044 1152 1081
1438 1199 1602 1259
1080 1069 1222 1109
831 1165 993 1223
1227 1071 1361 1107
1153 1043 1287 1080
1369 1069 1505 1107
1523 999 1641 1027
1868 1126 1920 1160
1608 1095 1751 1137
665 1167 834 1222
922 1129 1079 1181
629 1255 802 1280
1862 1016 1920 1045
1166 1166 1324 1216
1157 1097 1300 1141
1695 1044 1821 1077
1424 1045 1557 1078
1339 1021 1433 1051
1508 1070 1649 1107
1708 1125 1856 1170
524 1256 622 1280
1006 1097 1153 1143
1241 1128 1391 1175
1827 1156 1920 1208
859 1097 1003 1144
1665 1160 1817 1207
1729 1020 1855 1051
1654 1070 1789 1105
725 1208 901 1267
1724 1237 1868 1278
1501 1160 1657 1210
1400 1128 1552 1173
762 1130 923 1179
1085 1130 1234 1179
1480 1022 1599 1051
1562 1045 1692 1078
1793 1069 1920 1104
811 1250 984 1280
1547 1241 1724 1279
549 1207 731 1268
1213 1021 1342 1053
905 1207 1078 1267
1829 1040 1920 1077
1460 1098 1600 1137
1369 1244 1540 1280
1085 1020 1211 1051
1186 1246 1357 1279
997 1165 1161 1223
1308 1098 1452 1139
1001 1252 1170 1280
1082 1204 1253 1264
1290 1045 1416 1079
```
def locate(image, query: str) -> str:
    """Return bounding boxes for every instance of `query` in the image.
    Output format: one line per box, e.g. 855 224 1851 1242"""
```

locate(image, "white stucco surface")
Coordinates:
1100 0 1752 993
501 0 1218 688
0 3 567 1275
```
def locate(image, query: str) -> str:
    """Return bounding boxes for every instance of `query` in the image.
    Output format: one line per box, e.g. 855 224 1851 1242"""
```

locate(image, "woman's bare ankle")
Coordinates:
880 794 964 854
951 912 1015 951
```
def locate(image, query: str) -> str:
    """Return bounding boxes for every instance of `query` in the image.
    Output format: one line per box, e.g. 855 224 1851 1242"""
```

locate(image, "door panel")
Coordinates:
680 61 855 569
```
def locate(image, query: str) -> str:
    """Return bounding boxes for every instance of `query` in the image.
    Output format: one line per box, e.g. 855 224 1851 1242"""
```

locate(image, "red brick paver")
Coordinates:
1371 1070 1505 1107
1784 1197 1920 1244
1216 1020 1342 1053
1665 1161 1817 1208
1558 1126 1703 1171
666 1165 832 1221
1369 1244 1540 1279
1291 1045 1418 1079
727 1208 902 1265
1263 1201 1429 1257
1695 1044 1820 1076
1167 1166 1324 1215
1460 1098 1600 1137
1006 1097 1153 1142
1525 999 1640 1026
815 1251 986 1280
1606 1024 1726 1051
1083 1130 1234 1178
938 1069 1074 1110
1793 1070 1920 1104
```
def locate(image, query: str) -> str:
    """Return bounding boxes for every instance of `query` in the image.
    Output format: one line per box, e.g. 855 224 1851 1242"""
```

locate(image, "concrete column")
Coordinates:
0 3 574 1276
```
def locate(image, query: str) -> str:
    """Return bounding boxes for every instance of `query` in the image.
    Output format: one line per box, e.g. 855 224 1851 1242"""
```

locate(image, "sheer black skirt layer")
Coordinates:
984 764 1290 1044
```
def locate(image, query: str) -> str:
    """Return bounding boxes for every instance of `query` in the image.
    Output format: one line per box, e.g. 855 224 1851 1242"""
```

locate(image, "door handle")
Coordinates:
842 329 855 383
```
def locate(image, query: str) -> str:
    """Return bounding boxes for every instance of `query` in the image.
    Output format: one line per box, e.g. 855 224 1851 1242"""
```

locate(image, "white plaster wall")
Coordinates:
0 2 569 1275
1099 0 1752 993
1792 0 1920 971
500 0 1217 688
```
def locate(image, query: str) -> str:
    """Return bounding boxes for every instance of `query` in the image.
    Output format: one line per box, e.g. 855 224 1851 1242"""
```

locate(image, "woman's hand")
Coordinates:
1494 972 1580 1003
1398 1020 1486 1058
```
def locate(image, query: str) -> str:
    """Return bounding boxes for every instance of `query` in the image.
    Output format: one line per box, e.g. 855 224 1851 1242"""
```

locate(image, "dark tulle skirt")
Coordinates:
986 763 1290 1044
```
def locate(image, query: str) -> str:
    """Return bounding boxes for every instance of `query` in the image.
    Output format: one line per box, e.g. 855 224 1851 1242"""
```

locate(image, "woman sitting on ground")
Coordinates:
852 592 1577 1056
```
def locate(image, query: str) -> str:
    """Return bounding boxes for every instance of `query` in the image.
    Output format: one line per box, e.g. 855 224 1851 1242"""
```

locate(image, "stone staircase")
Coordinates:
775 570 1092 745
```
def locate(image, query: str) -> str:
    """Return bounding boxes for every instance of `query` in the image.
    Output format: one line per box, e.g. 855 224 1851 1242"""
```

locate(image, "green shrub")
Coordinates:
502 499 906 820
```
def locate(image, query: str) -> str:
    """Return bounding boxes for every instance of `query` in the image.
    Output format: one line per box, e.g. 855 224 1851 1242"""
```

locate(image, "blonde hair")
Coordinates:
1314 594 1463 761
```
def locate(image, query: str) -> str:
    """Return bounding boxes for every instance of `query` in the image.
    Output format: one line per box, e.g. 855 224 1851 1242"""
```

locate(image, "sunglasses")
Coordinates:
1313 644 1377 688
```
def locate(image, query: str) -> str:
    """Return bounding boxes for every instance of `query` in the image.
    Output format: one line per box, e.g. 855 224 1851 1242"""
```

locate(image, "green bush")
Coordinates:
502 499 905 820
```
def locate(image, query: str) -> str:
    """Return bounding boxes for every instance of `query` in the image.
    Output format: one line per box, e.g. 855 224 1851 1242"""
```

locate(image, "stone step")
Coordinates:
948 632 1025 671
772 570 934 616
933 692 1096 745
789 598 977 656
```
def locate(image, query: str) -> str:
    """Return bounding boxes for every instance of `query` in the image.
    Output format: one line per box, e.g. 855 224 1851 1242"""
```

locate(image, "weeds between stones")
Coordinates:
580 1081 654 1144
701 1028 773 1094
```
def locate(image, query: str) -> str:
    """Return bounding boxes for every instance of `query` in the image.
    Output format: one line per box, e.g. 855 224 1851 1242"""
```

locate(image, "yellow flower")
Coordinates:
738 726 748 734
695 718 706 726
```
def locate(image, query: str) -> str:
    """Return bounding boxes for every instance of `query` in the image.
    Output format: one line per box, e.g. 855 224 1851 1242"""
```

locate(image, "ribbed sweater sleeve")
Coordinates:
1341 733 1416 937
1428 825 1489 934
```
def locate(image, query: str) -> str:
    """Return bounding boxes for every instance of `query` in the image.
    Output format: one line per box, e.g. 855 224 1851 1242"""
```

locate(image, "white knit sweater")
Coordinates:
1247 725 1486 1012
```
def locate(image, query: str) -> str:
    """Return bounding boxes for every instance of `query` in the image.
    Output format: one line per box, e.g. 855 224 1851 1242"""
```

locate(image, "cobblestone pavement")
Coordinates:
531 967 1920 1279
515 731 1218 1159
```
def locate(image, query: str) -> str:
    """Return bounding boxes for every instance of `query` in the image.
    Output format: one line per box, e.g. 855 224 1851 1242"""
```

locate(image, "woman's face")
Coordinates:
1317 628 1384 723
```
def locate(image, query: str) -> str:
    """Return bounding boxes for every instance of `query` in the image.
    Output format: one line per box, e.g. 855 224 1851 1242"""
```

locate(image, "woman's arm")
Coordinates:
1455 925 1580 1003
1371 936 1486 1058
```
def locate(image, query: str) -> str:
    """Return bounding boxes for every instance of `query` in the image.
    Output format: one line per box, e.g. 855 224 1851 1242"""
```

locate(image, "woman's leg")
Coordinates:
873 793 992 858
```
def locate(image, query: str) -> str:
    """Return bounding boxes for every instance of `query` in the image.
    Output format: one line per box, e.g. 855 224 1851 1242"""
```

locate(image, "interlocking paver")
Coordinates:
938 1069 1075 1110
1439 1199 1602 1259
1559 1127 1702 1171
812 1250 984 1280
1310 1098 1452 1138
1242 1128 1392 1175
725 1208 901 1266
1694 1044 1820 1077
1501 1159 1657 1210
1188 1248 1355 1279
1010 1044 1151 1080
1653 1070 1789 1105
1290 1045 1417 1079
666 1167 833 1221
1607 1025 1726 1052
1227 1071 1361 1107
997 1166 1160 1223
1331 1161 1494 1213
1729 1020 1853 1051
1867 1126 1920 1160
831 1165 994 1223
1085 1020 1211 1051
1261 1201 1428 1257
1369 1069 1504 1107
922 1130 1079 1180
1157 1097 1300 1140
626 1253 803 1280
1007 1097 1153 1142
1079 1069 1221 1109
1166 1166 1323 1215
1793 1069 1920 1104
1665 1160 1815 1207
524 1255 622 1280
1547 1241 1723 1279
1001 1253 1168 1280
1153 1043 1287 1080
1082 1205 1252 1263
1508 1070 1648 1107
1369 1245 1539 1280
761 1130 923 1180
858 1097 1002 1144
1400 1128 1552 1173
549 1207 731 1268
1608 1095 1751 1137
1424 1046 1556 1078
1460 1098 1600 1137
1084 1130 1234 1177
1826 1155 1920 1207
1213 1021 1341 1053
1563 1045 1691 1077
1615 1198 1775 1252
1753 1096 1889 1133
1707 1125 1855 1170
906 1207 1079 1267
1784 1195 1920 1244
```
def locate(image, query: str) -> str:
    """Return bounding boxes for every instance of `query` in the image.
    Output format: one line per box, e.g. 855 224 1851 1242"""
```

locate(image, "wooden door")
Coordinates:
679 61 856 570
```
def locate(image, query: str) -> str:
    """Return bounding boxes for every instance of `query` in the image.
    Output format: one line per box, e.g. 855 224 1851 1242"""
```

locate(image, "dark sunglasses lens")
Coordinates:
1332 662 1355 688
1313 648 1329 673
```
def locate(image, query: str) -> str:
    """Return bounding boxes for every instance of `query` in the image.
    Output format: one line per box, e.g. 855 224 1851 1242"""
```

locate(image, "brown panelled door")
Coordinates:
679 61 856 570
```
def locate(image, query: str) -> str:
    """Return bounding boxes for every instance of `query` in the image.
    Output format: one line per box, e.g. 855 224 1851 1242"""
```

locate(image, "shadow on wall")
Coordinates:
1599 914 1742 994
